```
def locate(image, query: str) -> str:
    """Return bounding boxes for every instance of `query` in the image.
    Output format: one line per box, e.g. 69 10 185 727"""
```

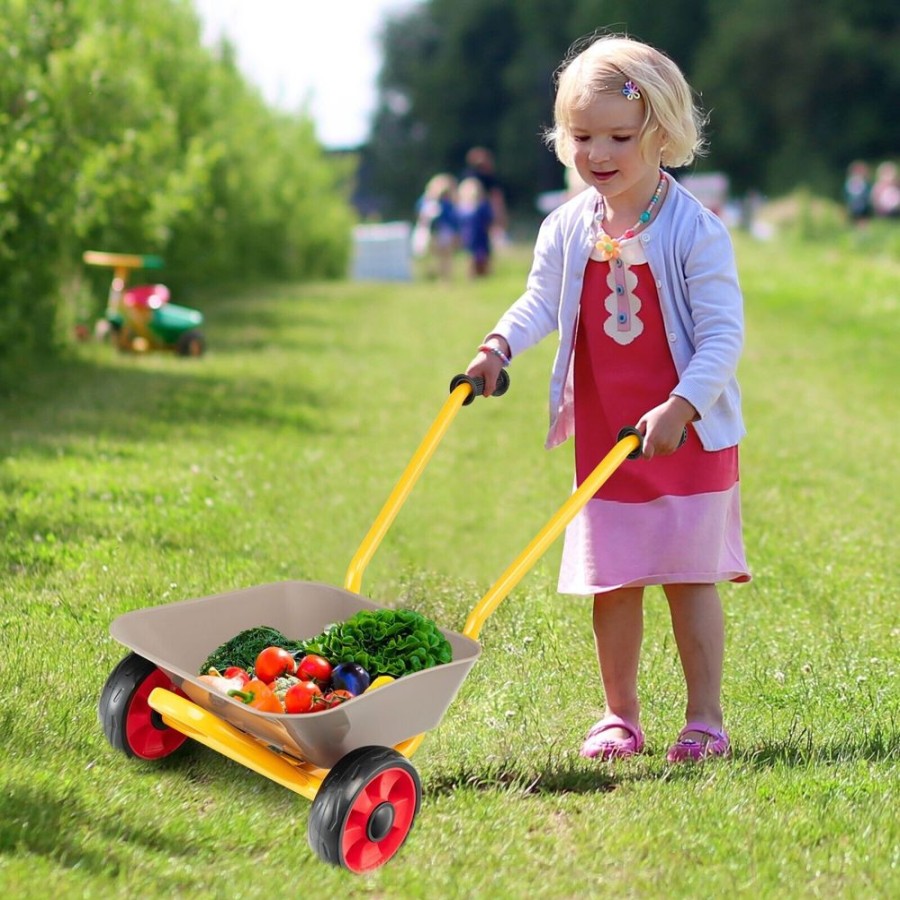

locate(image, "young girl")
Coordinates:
466 34 750 763
413 173 460 280
457 176 494 277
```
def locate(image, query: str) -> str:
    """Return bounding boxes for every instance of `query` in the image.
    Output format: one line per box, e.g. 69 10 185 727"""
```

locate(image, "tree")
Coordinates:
367 0 900 216
694 0 900 194
368 0 714 219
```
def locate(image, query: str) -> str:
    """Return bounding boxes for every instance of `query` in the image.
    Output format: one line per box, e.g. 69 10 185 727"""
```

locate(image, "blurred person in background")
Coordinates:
457 176 495 277
412 173 460 280
870 161 900 219
461 146 509 247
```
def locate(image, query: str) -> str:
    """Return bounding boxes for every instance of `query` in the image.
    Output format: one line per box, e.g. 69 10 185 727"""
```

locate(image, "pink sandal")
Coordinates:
580 715 645 760
666 721 731 763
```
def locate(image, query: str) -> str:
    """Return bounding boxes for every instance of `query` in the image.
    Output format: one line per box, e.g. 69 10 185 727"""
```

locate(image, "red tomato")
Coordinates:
283 680 324 714
296 654 333 686
323 689 353 708
254 647 296 683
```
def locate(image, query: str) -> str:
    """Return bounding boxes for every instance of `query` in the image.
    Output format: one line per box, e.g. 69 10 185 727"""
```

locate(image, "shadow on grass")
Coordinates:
1 343 326 453
0 780 202 879
205 288 337 355
420 725 900 798
425 763 619 797
735 726 899 767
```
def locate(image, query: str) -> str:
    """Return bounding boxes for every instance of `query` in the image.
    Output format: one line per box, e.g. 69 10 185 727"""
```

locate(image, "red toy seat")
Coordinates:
124 284 170 309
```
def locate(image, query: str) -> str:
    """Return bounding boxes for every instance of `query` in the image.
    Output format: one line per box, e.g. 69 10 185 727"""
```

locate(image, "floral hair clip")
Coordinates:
622 80 642 101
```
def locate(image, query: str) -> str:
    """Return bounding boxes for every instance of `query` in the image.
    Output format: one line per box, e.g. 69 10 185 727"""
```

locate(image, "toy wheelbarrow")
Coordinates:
98 370 644 873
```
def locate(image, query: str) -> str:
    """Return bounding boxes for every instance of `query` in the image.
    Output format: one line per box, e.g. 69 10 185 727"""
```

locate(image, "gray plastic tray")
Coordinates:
110 580 481 769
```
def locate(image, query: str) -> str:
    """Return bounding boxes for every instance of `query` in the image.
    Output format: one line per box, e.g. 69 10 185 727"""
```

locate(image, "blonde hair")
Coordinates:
423 173 457 201
546 34 706 169
457 176 486 208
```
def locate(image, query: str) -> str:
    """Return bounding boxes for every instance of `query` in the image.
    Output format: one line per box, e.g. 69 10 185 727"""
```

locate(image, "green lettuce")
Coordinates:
298 608 453 679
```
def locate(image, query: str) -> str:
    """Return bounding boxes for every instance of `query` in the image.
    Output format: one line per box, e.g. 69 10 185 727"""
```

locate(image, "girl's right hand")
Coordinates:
465 337 510 396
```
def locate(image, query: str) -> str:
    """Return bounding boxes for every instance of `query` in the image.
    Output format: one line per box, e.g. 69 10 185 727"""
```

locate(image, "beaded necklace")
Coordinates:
594 171 666 262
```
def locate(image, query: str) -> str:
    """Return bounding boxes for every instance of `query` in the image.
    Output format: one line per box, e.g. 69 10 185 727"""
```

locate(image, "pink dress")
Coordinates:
558 238 750 595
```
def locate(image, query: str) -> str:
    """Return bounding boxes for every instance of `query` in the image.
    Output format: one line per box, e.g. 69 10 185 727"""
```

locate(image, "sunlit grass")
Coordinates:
0 236 897 897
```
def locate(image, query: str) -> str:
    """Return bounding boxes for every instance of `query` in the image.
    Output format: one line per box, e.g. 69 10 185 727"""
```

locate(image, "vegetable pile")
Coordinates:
197 608 453 716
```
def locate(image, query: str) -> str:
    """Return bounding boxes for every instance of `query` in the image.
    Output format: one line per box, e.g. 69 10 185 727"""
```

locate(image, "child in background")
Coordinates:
457 176 494 277
466 34 750 763
413 173 460 280
461 146 509 248
870 160 900 219
843 160 872 224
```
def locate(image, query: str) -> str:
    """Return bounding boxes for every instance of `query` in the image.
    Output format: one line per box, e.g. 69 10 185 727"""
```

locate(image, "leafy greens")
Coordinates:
298 608 453 679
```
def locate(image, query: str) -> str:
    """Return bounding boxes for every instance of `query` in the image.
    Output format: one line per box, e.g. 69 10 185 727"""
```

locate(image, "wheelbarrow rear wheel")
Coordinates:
99 652 188 760
307 745 421 873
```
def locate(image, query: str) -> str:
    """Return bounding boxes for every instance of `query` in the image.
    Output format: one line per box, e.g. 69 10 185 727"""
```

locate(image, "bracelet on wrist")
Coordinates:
478 343 511 367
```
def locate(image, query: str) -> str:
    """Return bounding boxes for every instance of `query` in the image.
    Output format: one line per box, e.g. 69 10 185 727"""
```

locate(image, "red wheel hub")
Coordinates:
124 669 187 760
341 767 419 873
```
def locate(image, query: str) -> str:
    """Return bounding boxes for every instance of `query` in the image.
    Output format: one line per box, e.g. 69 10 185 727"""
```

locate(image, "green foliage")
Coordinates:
693 0 900 195
0 0 355 390
300 608 454 678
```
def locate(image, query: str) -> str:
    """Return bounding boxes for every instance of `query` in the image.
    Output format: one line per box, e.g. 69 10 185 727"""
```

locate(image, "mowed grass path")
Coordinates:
0 235 897 898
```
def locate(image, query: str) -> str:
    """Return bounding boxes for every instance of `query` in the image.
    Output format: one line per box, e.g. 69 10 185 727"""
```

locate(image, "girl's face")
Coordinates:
568 91 664 212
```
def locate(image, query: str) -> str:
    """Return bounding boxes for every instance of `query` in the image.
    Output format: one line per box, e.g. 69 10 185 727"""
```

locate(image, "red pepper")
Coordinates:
222 666 251 686
199 669 248 695
228 678 284 713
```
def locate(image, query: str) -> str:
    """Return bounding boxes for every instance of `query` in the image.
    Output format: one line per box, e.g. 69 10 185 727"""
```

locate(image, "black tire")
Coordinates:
98 652 188 760
307 745 422 873
175 329 206 357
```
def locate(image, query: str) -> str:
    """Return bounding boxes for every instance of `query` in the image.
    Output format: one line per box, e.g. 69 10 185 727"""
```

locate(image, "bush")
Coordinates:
0 0 355 390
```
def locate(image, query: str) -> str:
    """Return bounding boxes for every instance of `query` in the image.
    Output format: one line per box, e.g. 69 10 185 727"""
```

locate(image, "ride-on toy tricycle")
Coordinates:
98 372 645 872
83 250 206 356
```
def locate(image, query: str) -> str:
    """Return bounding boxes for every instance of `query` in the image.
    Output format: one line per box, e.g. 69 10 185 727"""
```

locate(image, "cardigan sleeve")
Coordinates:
670 212 745 419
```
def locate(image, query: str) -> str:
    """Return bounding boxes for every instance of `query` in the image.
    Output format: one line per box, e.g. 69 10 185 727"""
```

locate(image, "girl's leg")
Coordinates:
664 583 725 741
591 587 644 737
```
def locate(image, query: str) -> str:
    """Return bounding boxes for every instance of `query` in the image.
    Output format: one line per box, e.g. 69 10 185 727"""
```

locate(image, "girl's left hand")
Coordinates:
637 396 696 459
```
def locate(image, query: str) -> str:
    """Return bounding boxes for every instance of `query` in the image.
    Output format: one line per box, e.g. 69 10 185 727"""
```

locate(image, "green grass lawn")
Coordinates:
1 232 897 898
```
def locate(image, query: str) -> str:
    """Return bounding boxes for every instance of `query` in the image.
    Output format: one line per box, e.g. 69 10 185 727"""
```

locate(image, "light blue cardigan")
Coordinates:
490 174 746 451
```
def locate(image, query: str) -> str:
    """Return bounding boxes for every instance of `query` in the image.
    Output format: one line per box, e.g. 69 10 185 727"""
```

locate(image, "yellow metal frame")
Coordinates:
463 431 639 640
343 379 476 595
149 687 326 801
147 383 640 800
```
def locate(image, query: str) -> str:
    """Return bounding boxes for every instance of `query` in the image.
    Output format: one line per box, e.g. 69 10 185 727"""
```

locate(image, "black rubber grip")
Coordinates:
616 426 644 459
449 369 511 405
616 425 687 459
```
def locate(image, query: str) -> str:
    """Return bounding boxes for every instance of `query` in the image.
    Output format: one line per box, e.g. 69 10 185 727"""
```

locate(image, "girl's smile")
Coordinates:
569 92 665 230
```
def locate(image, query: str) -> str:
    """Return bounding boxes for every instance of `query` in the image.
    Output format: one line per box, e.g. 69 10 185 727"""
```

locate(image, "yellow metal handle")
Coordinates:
343 381 475 595
83 250 147 270
463 432 641 640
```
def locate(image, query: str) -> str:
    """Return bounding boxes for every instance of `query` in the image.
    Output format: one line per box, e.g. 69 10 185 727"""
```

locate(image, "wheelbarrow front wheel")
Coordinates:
307 745 422 873
99 652 188 760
